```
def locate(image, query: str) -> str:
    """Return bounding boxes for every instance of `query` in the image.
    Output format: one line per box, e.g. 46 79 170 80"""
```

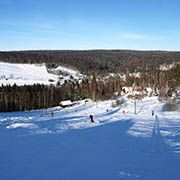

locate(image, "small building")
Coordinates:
59 100 74 108
132 85 143 96
144 87 154 96
122 86 132 94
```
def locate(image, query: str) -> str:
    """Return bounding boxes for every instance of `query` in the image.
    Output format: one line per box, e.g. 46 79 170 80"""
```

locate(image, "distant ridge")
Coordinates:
0 50 180 74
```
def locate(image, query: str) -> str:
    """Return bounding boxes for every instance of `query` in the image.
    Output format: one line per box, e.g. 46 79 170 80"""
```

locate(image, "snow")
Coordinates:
50 65 84 85
6 123 38 129
59 100 73 106
0 96 180 180
0 62 58 86
54 65 80 76
0 62 86 86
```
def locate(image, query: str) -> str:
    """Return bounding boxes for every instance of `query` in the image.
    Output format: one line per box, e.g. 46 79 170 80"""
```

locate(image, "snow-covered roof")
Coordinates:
145 87 153 92
59 100 73 106
122 87 132 91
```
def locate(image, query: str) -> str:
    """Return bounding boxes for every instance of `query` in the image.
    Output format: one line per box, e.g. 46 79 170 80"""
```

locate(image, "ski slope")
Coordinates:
0 62 83 86
0 97 180 180
0 62 58 86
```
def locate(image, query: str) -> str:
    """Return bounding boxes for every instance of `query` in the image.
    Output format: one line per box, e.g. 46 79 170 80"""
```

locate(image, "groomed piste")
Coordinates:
0 96 179 180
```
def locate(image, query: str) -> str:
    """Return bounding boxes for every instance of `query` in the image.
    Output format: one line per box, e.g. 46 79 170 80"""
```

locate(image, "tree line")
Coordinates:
0 50 180 74
0 77 122 112
1 64 179 112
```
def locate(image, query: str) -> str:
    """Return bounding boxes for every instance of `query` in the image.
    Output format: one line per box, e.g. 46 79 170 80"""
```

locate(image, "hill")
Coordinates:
0 62 58 86
0 50 180 74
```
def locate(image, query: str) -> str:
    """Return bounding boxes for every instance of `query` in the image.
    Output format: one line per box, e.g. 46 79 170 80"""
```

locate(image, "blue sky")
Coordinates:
0 0 180 51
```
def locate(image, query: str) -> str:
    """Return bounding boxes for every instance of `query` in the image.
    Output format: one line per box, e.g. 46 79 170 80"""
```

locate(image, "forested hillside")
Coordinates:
0 77 121 112
0 50 180 112
0 50 180 74
1 65 179 112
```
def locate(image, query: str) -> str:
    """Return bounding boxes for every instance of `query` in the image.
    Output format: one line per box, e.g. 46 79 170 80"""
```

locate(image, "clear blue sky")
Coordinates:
0 0 180 51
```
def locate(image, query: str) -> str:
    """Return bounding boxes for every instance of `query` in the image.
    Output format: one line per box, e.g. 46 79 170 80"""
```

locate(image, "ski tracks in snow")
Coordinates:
0 97 180 153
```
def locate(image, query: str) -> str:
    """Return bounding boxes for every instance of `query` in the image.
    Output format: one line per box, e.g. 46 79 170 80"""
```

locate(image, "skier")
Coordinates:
51 112 54 118
89 114 94 123
152 110 154 116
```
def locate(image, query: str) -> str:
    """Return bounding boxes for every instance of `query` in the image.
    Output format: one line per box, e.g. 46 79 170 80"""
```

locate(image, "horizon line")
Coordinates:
1 48 180 53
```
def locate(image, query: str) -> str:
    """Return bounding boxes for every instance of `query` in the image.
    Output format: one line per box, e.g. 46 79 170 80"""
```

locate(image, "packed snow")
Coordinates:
0 96 180 180
0 62 58 86
6 123 38 129
0 62 84 86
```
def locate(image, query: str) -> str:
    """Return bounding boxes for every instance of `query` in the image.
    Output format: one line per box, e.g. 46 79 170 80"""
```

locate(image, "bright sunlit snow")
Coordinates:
0 97 180 180
0 62 58 86
0 62 84 86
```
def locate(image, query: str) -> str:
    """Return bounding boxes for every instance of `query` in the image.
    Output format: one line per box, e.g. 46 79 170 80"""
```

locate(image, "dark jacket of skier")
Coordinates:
89 114 94 123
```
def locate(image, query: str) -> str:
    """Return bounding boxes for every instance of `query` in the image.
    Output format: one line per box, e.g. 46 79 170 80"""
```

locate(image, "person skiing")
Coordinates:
51 112 54 118
89 114 94 123
152 110 154 116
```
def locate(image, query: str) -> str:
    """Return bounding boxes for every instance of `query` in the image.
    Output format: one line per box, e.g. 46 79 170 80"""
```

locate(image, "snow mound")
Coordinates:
6 123 38 129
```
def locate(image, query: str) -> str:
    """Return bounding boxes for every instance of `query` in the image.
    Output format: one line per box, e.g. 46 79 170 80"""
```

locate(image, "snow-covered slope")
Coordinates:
0 62 85 86
0 97 180 180
53 65 80 76
0 62 58 86
50 65 84 84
